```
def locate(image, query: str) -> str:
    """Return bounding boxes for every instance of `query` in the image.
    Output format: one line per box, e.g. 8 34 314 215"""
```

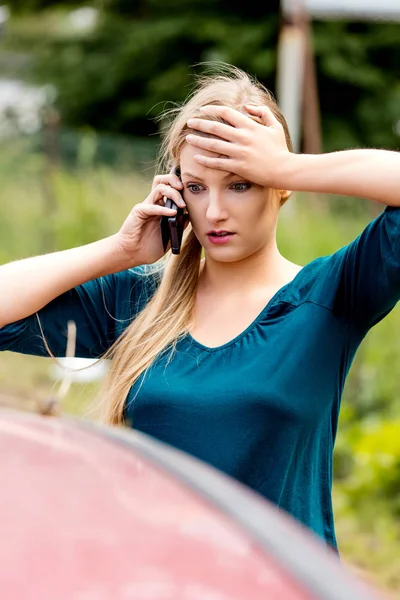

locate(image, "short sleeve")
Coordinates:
332 206 400 332
0 265 161 358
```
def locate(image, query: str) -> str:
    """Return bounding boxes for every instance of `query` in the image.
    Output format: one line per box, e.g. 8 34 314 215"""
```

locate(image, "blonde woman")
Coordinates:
1 66 400 554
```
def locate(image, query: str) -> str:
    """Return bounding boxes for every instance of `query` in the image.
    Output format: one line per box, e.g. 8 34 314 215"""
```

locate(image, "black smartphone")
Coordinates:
160 166 186 255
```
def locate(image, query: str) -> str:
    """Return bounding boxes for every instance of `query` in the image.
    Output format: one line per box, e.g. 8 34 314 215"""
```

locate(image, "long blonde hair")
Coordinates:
95 64 293 425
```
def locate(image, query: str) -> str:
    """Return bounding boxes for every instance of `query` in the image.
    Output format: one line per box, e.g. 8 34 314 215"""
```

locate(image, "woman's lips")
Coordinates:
207 233 236 245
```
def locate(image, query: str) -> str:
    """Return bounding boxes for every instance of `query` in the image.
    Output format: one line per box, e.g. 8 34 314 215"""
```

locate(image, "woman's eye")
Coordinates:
187 184 203 194
186 182 251 194
231 182 251 192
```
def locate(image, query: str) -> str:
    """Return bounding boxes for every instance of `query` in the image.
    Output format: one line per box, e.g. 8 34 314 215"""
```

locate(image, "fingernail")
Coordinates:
186 134 194 142
187 119 195 127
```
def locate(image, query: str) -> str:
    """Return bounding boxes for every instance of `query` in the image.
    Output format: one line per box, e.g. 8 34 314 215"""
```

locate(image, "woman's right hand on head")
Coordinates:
115 172 187 266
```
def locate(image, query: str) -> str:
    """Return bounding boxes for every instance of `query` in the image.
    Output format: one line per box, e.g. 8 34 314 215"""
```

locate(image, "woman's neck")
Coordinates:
198 241 300 298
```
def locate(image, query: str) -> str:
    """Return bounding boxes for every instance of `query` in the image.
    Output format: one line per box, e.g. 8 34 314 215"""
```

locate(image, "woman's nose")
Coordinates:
205 193 228 222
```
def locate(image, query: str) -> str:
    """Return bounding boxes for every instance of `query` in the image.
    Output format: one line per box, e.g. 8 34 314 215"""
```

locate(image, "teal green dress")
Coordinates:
2 206 400 550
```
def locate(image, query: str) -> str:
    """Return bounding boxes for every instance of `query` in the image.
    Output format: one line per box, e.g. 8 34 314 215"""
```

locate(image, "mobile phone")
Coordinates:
160 166 186 255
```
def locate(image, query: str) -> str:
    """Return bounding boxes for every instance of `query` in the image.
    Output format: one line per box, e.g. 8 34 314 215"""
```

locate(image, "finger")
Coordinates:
193 153 234 172
245 104 280 127
152 173 183 191
186 118 241 142
198 105 249 128
135 203 177 218
148 183 186 207
185 134 237 157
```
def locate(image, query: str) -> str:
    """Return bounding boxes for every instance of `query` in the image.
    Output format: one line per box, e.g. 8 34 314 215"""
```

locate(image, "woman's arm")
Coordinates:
0 235 133 329
281 149 400 206
185 105 400 206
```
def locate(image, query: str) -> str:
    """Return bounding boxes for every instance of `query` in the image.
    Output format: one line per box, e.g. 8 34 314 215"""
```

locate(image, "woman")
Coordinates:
1 66 400 552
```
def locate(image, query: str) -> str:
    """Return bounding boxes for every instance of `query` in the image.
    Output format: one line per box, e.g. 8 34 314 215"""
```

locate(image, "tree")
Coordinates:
4 2 400 150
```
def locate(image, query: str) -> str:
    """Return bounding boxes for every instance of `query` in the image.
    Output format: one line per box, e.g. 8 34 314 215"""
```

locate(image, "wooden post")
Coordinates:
278 0 323 155
301 15 322 155
278 1 325 212
276 13 306 154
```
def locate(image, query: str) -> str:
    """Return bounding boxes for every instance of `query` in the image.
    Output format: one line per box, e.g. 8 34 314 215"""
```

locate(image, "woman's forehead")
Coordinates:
179 144 234 180
181 169 238 182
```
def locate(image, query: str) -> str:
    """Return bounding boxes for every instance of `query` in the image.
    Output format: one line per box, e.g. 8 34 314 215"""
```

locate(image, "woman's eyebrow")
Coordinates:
182 172 237 181
182 172 205 181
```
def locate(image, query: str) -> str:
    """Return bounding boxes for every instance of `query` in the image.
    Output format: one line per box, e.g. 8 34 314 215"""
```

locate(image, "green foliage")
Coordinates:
4 10 278 136
6 3 399 151
313 21 400 150
334 485 400 591
9 0 80 11
336 416 400 512
0 133 152 257
352 421 400 496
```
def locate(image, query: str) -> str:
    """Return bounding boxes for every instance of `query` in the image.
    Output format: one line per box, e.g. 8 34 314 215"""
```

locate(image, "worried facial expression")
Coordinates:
180 143 280 262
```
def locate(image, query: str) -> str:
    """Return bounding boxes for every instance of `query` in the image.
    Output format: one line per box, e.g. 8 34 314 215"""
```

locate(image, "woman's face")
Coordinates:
180 143 281 262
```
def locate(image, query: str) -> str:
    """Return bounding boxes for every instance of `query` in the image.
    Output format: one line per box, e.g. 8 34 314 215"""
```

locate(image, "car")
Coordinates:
0 409 379 600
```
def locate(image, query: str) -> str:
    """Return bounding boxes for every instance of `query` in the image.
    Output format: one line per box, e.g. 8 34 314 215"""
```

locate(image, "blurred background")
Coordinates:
0 0 399 594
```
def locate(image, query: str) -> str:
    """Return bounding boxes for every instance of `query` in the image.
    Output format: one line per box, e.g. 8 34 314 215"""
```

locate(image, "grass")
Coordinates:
0 351 97 415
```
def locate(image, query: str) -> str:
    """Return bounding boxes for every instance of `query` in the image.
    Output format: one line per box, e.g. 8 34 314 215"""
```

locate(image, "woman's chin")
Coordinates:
204 247 247 263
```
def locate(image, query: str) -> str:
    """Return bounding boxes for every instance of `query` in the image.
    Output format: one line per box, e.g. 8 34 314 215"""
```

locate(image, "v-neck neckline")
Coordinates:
186 266 304 353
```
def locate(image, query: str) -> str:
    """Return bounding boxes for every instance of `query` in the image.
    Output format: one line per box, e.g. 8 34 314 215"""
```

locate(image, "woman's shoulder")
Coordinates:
279 252 347 310
100 263 164 322
112 263 164 291
282 206 400 327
